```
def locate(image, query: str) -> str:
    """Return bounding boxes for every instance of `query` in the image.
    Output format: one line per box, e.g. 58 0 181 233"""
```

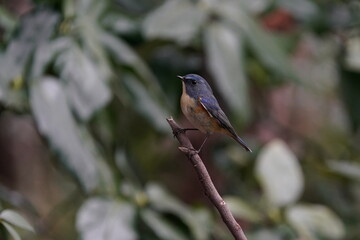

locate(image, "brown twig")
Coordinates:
166 117 248 240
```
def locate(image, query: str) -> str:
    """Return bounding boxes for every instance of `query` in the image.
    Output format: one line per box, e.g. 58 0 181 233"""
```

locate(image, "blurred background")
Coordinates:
0 0 359 239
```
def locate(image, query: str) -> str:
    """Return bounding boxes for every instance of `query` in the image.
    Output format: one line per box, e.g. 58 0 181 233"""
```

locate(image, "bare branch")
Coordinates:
166 117 248 240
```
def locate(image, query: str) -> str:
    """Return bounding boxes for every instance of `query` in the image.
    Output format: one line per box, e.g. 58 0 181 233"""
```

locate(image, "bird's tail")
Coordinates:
233 135 252 152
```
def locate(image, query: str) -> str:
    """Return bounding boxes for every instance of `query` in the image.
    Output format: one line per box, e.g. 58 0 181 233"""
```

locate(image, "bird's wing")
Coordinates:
199 96 252 152
199 96 237 136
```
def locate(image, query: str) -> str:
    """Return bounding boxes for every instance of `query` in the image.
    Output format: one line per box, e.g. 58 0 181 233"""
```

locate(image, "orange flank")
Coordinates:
180 83 222 134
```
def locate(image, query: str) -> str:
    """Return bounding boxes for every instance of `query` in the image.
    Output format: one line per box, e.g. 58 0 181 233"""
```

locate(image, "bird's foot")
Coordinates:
172 128 185 137
172 128 198 138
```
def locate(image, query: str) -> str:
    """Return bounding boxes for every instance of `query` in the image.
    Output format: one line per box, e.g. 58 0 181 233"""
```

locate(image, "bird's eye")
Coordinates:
191 80 197 85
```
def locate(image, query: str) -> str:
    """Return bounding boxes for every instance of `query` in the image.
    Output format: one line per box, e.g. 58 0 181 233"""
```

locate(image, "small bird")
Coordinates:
178 74 251 153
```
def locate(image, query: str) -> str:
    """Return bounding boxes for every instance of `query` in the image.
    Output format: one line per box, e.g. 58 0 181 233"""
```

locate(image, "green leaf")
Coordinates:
249 229 282 240
30 77 100 192
0 10 59 103
0 210 34 232
2 222 21 240
115 150 141 186
204 21 250 120
143 0 207 45
0 6 17 39
100 32 171 114
292 35 338 94
286 204 345 240
215 1 298 82
102 14 137 35
146 183 211 240
146 183 188 214
340 37 360 131
327 160 360 181
344 36 360 72
255 139 304 207
100 32 139 66
30 37 72 79
100 32 164 96
76 198 136 240
0 9 59 81
63 0 75 18
123 75 169 132
76 0 105 18
81 129 116 194
223 196 262 223
74 1 112 83
241 0 270 15
0 187 38 216
55 42 111 121
141 209 188 240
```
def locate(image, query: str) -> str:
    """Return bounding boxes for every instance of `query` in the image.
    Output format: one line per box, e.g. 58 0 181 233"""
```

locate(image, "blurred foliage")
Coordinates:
0 209 34 240
0 0 359 240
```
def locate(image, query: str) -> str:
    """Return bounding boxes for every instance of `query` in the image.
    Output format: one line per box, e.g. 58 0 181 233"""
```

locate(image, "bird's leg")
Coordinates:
194 133 210 153
173 128 198 137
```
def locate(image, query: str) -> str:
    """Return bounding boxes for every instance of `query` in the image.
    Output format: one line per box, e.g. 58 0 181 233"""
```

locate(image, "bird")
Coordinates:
178 74 251 153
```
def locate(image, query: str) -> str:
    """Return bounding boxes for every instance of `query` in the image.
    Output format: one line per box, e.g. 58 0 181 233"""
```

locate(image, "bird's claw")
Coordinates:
173 128 198 138
173 128 186 138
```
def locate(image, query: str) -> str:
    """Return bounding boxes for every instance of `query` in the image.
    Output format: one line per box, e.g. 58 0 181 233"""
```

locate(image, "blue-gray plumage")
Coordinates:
178 74 251 152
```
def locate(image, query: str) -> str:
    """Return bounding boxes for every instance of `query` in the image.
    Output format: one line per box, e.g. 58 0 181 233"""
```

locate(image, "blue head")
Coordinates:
178 74 213 99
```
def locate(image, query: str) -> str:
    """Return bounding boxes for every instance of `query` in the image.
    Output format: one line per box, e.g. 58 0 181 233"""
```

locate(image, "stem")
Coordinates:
167 117 248 240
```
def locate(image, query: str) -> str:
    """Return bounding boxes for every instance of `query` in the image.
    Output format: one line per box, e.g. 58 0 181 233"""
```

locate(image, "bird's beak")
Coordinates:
177 75 184 81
